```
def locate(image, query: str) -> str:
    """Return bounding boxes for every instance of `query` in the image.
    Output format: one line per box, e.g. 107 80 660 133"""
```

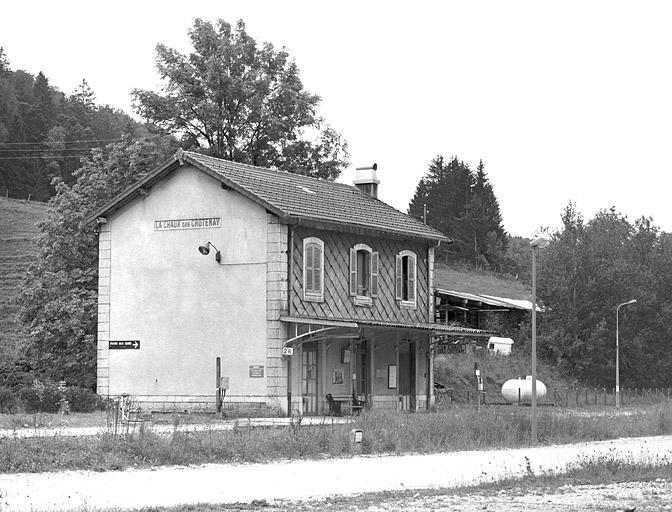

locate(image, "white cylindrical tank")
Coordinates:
502 376 547 403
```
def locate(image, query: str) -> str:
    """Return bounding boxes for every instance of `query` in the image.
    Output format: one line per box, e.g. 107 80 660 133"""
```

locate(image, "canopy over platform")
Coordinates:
280 315 490 347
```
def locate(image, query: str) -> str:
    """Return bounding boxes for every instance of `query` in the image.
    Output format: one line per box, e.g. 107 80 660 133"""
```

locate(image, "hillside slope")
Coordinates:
434 263 531 300
0 197 50 361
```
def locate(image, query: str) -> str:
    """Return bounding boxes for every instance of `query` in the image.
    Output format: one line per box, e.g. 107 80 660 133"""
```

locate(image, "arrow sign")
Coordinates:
109 340 141 350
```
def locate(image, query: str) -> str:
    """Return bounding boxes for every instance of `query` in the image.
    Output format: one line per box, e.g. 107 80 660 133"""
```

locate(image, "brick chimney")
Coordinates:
353 163 379 199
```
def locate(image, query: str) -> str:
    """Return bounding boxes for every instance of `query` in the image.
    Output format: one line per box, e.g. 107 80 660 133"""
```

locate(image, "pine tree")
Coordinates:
409 156 507 268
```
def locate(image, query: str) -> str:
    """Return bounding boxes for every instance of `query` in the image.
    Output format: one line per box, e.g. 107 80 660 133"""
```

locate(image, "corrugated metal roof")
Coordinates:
435 288 538 312
280 315 489 337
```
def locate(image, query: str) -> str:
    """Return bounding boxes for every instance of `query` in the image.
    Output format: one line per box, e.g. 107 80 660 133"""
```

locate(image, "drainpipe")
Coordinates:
286 225 294 416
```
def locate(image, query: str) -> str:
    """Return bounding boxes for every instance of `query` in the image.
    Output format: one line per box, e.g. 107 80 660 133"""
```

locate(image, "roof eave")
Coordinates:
290 216 449 243
84 150 291 227
84 152 183 227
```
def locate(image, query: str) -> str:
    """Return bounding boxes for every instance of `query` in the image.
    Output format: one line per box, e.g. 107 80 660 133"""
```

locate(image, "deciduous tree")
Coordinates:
132 18 348 180
17 134 179 387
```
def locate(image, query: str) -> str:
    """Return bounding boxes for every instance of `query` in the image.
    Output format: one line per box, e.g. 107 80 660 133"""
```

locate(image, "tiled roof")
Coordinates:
183 151 447 241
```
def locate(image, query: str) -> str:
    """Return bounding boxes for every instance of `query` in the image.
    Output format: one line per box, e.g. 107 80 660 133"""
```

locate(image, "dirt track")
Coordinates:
1 435 671 511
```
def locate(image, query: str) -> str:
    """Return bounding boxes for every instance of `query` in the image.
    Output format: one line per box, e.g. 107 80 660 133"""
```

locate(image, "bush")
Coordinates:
18 380 61 413
0 386 19 413
64 386 103 412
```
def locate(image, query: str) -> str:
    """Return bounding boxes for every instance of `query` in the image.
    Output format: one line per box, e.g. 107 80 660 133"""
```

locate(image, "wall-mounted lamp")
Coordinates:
198 242 221 263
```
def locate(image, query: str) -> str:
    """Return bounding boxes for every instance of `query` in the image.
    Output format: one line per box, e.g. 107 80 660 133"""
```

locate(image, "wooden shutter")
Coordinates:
407 255 416 302
395 254 403 300
305 245 314 292
314 244 322 294
349 248 357 296
371 251 379 297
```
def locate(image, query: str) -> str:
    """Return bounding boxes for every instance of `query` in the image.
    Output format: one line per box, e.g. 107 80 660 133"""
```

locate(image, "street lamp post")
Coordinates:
530 237 548 445
616 299 637 409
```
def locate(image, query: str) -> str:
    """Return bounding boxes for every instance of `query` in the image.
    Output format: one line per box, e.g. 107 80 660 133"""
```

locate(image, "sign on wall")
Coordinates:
110 340 140 350
154 217 222 231
249 365 265 378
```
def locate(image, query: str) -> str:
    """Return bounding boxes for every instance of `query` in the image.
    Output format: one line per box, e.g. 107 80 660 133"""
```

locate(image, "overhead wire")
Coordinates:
0 138 122 146
0 147 110 153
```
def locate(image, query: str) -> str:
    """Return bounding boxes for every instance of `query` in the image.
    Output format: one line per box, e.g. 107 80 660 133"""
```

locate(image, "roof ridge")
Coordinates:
179 150 448 241
184 151 358 189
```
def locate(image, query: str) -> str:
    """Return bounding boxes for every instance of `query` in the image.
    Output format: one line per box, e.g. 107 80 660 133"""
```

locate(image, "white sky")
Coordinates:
2 1 671 237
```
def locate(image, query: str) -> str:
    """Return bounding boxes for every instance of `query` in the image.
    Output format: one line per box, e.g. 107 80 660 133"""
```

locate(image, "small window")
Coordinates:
395 250 417 306
350 243 378 306
303 237 324 302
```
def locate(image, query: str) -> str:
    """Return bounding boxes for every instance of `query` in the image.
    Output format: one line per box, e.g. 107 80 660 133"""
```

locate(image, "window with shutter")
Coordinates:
397 250 417 307
303 237 324 302
351 243 374 306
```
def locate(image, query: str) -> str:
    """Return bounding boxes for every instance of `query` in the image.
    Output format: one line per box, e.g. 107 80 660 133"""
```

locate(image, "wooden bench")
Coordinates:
329 394 366 415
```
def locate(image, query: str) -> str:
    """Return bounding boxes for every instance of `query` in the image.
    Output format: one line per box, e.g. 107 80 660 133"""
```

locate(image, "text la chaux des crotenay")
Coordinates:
154 217 222 231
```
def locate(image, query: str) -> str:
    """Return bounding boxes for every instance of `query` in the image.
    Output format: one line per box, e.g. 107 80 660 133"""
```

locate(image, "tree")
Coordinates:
0 50 144 201
408 155 507 269
536 204 672 387
465 160 508 267
132 18 348 180
17 134 179 387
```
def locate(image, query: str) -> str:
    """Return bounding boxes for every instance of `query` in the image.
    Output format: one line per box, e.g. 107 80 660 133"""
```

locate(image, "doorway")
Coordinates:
301 341 318 415
398 342 416 410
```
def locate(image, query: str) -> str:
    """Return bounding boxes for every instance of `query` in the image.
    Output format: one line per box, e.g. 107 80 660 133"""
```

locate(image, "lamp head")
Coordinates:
530 237 549 249
198 245 210 256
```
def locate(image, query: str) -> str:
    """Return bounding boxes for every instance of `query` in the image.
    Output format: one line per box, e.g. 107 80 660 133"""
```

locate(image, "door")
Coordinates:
354 340 369 403
398 342 416 410
301 341 318 415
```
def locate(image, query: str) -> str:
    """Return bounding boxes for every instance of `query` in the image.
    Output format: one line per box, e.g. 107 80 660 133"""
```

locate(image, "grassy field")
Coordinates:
0 197 50 362
1 403 671 474
433 262 530 299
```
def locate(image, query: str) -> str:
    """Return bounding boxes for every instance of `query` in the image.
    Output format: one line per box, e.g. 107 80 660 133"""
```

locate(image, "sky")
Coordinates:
2 1 671 237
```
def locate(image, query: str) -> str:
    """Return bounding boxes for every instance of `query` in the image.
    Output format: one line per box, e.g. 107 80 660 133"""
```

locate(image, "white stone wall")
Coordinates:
101 165 268 407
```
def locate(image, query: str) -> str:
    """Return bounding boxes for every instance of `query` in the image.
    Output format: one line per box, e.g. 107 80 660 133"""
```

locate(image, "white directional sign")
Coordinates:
109 340 140 350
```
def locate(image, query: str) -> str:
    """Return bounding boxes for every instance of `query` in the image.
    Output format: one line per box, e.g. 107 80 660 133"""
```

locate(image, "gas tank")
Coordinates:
502 376 547 403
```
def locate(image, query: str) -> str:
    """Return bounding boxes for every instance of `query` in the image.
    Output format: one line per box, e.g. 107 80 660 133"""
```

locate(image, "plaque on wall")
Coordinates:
154 217 221 231
249 365 265 378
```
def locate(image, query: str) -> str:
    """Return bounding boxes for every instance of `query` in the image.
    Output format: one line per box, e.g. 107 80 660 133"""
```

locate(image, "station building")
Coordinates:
88 150 483 415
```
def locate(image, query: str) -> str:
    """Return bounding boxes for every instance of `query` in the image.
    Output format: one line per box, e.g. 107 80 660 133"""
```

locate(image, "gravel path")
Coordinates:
1 435 671 511
0 416 350 438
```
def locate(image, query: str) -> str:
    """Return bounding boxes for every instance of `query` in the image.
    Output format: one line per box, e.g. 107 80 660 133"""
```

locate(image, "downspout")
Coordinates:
286 225 295 416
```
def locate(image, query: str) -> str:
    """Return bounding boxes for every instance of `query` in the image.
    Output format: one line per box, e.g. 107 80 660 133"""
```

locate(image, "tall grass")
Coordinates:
2 404 672 473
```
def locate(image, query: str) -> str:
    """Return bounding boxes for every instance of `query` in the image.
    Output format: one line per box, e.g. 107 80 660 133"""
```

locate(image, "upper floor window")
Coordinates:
303 237 324 302
349 243 378 306
396 250 417 306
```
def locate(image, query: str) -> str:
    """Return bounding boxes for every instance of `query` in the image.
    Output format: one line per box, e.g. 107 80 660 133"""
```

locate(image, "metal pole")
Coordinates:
616 305 620 409
216 357 222 414
287 356 292 417
615 299 636 410
531 246 538 445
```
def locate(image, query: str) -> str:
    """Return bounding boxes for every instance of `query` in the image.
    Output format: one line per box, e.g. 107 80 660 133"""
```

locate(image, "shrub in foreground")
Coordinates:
0 386 19 413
